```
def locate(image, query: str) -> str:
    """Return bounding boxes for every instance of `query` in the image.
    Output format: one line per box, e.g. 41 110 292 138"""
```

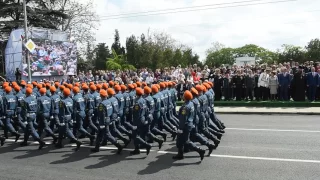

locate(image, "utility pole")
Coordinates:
23 0 32 82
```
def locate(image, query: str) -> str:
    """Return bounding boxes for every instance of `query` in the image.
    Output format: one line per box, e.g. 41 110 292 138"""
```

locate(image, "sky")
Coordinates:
81 0 320 61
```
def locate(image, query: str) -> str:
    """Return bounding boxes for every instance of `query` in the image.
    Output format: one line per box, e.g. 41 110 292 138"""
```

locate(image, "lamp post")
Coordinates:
23 0 31 82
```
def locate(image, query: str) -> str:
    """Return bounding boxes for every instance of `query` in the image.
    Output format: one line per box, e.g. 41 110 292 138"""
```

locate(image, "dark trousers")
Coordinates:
223 87 231 101
260 87 269 101
308 85 317 101
280 85 289 101
235 85 242 101
246 87 253 100
24 117 40 142
133 125 150 149
95 125 117 148
38 114 55 139
214 87 222 101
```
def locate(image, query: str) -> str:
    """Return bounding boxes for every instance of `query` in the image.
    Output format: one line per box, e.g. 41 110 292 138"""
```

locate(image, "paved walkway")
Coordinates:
213 107 320 115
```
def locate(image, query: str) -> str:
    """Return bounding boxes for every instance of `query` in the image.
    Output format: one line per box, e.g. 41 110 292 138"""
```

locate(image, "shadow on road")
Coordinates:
137 146 202 175
50 147 92 164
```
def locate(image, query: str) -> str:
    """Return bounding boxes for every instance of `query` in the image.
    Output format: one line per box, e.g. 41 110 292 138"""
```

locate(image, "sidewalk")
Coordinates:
213 107 320 115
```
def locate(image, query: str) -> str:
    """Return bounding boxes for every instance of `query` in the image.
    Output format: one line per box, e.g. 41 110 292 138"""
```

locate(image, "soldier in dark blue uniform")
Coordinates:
207 81 226 130
121 84 134 131
130 87 152 155
151 85 167 141
114 85 132 138
49 86 60 131
91 89 123 153
14 85 26 131
72 87 95 144
107 88 130 147
82 84 98 144
159 83 177 140
59 85 65 98
20 88 46 149
170 81 179 118
143 86 164 148
0 87 6 146
20 81 27 94
45 83 52 97
37 88 57 143
55 88 82 151
2 86 20 141
127 84 136 126
166 82 179 127
90 85 101 132
190 87 218 154
172 90 205 161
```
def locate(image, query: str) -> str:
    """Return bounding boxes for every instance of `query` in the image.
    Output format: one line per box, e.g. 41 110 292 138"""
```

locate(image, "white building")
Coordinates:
235 56 256 66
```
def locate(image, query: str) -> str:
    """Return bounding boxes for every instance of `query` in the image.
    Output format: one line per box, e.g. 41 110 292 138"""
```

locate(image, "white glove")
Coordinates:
50 116 54 119
144 121 148 125
132 126 137 130
177 129 183 134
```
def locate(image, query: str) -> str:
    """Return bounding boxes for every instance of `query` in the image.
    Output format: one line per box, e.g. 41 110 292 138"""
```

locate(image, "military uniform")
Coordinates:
37 95 57 142
83 91 98 139
159 90 176 139
3 92 20 140
15 90 26 131
130 96 152 155
115 92 131 137
151 92 167 141
121 90 134 131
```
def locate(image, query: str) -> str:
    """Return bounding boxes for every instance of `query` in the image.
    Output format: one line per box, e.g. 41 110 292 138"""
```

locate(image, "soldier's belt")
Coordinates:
99 125 105 128
26 113 35 117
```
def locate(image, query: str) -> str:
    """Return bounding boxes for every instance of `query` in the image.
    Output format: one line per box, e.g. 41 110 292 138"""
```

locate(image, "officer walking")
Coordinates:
130 87 152 155
55 88 82 151
37 88 57 143
14 85 26 131
83 84 98 143
143 86 164 148
172 90 205 161
120 84 134 131
91 89 123 154
72 86 95 145
20 88 46 149
49 86 60 131
3 86 20 141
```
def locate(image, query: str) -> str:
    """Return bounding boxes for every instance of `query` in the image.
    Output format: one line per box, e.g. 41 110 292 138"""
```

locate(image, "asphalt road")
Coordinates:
1 114 320 180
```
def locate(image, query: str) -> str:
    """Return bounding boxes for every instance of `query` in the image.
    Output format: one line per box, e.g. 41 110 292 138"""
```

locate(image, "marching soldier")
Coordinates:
3 86 20 141
151 85 167 141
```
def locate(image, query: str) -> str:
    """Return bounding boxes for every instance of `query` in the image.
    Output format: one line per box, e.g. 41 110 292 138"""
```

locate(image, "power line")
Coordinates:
99 0 279 18
98 0 297 21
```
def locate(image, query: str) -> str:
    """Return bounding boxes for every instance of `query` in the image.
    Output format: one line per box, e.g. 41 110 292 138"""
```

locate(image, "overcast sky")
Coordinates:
83 0 320 60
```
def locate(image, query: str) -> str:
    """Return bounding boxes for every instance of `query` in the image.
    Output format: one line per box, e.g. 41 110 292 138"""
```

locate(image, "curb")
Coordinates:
214 111 320 115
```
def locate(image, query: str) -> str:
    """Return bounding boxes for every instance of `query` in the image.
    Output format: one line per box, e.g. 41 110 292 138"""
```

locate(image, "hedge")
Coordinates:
176 101 320 107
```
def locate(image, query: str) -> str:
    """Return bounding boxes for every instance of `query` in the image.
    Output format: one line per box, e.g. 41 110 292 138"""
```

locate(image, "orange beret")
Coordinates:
184 90 193 101
172 81 177 85
14 86 20 92
107 88 115 96
142 82 147 87
202 85 207 92
50 86 56 92
152 85 159 93
67 84 73 90
96 84 102 90
102 83 108 90
32 82 37 86
27 84 33 89
109 81 115 87
54 82 60 87
37 84 42 89
40 88 46 94
136 82 142 87
26 88 32 95
196 85 203 92
203 83 210 89
100 89 108 97
191 87 198 96
73 87 80 93
82 85 89 90
208 82 213 87
144 86 151 94
128 84 134 90
20 81 26 86
133 83 137 88
63 88 71 96
168 82 173 87
90 85 97 91
120 85 127 91
89 82 94 85
74 82 80 87
46 83 51 88
60 85 65 90
156 84 160 89
164 82 168 87
136 87 144 96
160 82 165 89
114 85 121 91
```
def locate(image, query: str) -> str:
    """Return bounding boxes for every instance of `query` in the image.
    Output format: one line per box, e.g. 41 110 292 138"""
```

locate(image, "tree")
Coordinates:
111 29 125 55
206 42 226 55
126 35 139 67
205 48 235 67
94 43 111 70
106 49 136 71
278 44 306 63
306 38 320 61
0 0 68 39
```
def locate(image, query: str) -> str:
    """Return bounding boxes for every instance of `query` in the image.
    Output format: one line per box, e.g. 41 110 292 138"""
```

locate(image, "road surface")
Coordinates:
0 114 320 180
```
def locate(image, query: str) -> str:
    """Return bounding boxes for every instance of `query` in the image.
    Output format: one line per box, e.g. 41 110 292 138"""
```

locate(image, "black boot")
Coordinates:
20 141 29 146
55 138 63 148
15 132 20 142
207 143 215 156
158 139 164 149
196 147 205 161
213 138 220 149
130 148 140 155
52 136 58 144
172 132 177 141
146 145 151 155
75 140 82 151
162 133 167 142
38 140 46 150
89 135 95 146
115 143 123 154
91 145 100 153
124 139 131 148
0 137 5 146
172 148 184 160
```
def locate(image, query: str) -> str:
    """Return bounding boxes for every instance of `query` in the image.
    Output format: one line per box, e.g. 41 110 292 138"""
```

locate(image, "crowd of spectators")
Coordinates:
68 61 320 102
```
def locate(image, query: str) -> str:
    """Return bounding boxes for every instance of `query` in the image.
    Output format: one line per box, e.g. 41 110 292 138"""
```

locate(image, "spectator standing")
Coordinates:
269 71 279 101
306 67 319 101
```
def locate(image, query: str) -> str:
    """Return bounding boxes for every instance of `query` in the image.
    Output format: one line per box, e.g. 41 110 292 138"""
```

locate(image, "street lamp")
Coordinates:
23 0 32 82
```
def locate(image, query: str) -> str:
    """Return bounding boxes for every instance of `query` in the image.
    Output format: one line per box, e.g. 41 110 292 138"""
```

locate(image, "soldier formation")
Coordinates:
0 79 225 161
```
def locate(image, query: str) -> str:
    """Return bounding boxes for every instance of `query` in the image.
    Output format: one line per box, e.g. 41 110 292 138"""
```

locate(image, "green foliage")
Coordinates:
95 43 111 70
205 47 235 67
305 38 320 61
106 48 136 71
278 44 306 63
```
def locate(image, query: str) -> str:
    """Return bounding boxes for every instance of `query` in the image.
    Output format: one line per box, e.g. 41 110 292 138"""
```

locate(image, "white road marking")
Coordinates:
227 128 320 133
4 139 320 164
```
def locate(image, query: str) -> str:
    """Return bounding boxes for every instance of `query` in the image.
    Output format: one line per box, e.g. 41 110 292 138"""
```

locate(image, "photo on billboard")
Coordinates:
22 38 77 76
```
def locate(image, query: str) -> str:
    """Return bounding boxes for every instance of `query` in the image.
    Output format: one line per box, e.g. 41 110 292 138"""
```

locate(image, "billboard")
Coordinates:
23 39 77 76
